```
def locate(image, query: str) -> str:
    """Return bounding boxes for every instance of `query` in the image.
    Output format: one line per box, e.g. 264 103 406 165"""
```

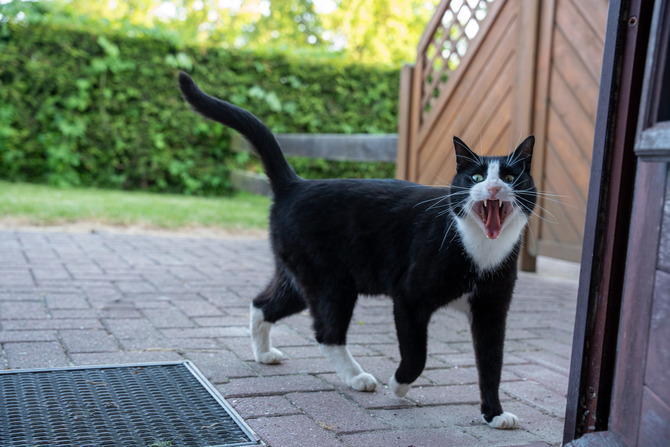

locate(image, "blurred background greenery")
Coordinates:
0 0 435 228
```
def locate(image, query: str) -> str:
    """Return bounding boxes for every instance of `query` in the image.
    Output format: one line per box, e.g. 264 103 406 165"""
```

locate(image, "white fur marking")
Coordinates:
483 412 519 429
250 304 284 364
448 293 471 319
456 213 527 272
486 161 501 185
320 344 377 391
389 374 411 398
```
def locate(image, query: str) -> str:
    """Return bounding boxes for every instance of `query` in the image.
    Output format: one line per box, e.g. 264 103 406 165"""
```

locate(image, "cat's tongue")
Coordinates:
485 200 502 239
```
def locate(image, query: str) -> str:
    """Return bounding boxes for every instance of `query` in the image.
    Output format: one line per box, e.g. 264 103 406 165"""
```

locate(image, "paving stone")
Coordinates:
0 271 34 287
461 421 553 447
506 363 570 396
1 319 102 330
431 351 478 367
4 341 69 369
104 318 159 339
31 266 72 281
423 366 518 386
341 427 479 447
160 326 248 339
219 337 256 362
330 382 417 410
248 357 336 376
247 415 344 447
0 330 58 343
229 395 301 419
121 337 220 351
371 403 483 429
49 310 100 320
65 263 106 278
44 293 90 309
501 380 568 418
287 391 387 434
142 308 195 328
0 302 48 319
171 298 224 317
185 350 256 382
407 384 488 406
113 280 158 294
223 375 334 398
59 329 118 353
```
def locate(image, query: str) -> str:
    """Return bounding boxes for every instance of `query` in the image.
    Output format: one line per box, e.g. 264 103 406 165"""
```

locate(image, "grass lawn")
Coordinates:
0 181 271 232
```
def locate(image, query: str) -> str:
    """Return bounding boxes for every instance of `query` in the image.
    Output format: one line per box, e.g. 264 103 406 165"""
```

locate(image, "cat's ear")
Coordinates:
453 136 480 172
511 135 534 171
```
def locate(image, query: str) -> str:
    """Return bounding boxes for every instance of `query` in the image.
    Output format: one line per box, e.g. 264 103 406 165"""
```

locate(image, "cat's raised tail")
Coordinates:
178 72 300 196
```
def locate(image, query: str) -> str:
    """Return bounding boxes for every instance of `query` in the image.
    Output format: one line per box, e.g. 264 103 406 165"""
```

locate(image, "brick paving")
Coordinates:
0 229 579 447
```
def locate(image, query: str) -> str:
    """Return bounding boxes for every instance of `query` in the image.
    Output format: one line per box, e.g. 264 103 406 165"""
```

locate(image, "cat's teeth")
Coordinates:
483 200 487 208
499 199 503 208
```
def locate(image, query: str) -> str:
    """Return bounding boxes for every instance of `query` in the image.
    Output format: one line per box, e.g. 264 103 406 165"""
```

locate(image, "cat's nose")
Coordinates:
487 186 502 198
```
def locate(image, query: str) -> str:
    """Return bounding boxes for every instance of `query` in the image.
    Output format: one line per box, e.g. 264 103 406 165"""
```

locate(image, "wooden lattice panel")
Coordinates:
421 0 495 122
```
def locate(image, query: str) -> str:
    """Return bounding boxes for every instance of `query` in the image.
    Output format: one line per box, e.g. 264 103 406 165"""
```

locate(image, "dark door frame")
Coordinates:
563 0 657 444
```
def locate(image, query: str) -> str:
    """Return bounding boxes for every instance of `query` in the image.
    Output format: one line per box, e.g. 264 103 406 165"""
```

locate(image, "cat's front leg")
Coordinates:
389 301 430 398
469 289 518 429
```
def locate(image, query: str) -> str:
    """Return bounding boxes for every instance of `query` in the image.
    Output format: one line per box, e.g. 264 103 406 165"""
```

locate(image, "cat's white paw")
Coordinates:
389 374 411 398
483 412 519 429
348 372 378 392
256 348 284 364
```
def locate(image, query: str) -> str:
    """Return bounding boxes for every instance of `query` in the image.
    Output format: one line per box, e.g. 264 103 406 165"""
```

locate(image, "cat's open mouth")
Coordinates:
473 200 512 239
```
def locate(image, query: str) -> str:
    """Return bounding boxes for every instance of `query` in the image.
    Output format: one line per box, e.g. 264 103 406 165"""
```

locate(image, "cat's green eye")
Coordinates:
472 174 484 182
504 174 515 183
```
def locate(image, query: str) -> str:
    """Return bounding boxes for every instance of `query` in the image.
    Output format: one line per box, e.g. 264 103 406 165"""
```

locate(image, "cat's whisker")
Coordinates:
515 189 584 213
439 218 461 250
514 198 559 224
414 190 471 209
523 214 538 250
479 131 484 157
534 196 583 211
415 195 450 208
426 197 452 211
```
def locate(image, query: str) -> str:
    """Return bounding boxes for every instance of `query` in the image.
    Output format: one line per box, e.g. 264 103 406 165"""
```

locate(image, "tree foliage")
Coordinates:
0 0 437 66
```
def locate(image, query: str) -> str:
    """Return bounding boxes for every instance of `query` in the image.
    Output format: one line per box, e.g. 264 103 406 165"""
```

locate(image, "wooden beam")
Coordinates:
231 133 398 163
396 65 414 180
518 0 542 272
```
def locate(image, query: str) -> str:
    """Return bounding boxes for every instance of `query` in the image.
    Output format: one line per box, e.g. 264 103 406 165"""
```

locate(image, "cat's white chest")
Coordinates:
456 214 526 272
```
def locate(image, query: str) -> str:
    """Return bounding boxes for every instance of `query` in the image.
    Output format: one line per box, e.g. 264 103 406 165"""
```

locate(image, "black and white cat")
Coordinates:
178 72 537 430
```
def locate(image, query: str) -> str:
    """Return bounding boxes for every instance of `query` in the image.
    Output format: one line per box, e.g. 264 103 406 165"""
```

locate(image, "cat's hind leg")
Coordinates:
308 281 377 392
251 269 307 364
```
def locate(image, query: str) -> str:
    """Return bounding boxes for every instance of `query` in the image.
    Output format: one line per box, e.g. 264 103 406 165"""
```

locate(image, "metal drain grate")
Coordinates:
0 361 263 447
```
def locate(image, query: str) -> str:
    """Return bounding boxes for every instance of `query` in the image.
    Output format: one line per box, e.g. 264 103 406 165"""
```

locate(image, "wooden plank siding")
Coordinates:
398 0 608 265
534 0 607 261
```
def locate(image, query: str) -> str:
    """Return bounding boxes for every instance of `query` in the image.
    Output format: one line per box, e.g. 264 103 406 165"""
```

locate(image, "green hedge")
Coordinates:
0 22 399 195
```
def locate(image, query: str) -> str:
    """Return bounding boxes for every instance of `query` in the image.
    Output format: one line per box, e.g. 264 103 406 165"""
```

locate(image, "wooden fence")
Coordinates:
397 0 608 267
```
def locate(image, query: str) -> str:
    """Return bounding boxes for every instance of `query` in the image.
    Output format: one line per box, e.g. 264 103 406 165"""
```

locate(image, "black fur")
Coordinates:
178 72 537 424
